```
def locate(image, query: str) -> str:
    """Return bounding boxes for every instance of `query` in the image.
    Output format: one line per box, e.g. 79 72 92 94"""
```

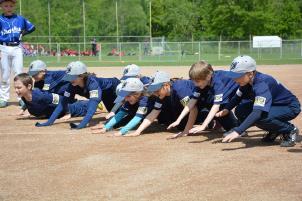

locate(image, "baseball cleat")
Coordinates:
280 127 300 147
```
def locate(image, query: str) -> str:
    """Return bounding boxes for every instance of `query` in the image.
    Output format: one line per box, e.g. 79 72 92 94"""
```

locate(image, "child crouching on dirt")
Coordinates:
91 77 154 136
219 55 301 147
14 73 89 119
167 60 239 139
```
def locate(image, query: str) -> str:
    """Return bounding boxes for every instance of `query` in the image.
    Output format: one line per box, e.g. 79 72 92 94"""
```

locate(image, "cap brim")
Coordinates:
225 71 245 79
62 74 78 81
147 83 163 92
114 90 131 103
28 71 39 76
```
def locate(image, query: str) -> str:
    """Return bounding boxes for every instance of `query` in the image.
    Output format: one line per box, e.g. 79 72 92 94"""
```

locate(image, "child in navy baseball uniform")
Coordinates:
104 64 151 120
167 61 239 139
0 0 35 107
35 61 120 129
91 78 153 136
126 71 198 137
28 60 70 96
219 55 301 147
14 73 88 119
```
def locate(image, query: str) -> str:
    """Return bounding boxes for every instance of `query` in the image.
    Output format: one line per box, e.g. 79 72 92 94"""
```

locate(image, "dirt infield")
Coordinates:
1 65 302 201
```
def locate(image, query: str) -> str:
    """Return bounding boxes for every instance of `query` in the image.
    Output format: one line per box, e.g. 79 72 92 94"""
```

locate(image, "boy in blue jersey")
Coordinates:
0 0 35 107
35 61 120 129
14 73 88 119
125 71 198 137
219 55 301 147
91 78 154 136
28 60 69 96
167 60 239 139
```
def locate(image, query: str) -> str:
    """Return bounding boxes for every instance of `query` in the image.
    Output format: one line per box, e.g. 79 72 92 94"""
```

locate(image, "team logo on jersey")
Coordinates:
230 61 239 70
1 26 21 35
180 96 190 107
236 89 243 97
89 90 99 98
254 96 266 107
154 102 162 109
64 91 70 97
137 107 148 115
52 93 60 105
193 92 200 98
214 94 223 102
43 84 50 90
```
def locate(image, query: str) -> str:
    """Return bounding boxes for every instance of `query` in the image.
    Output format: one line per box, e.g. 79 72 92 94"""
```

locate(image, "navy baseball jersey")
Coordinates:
121 75 151 84
121 96 154 118
34 71 70 96
140 76 151 85
191 70 238 105
153 79 195 114
64 76 102 102
22 89 60 118
0 14 35 43
235 72 298 112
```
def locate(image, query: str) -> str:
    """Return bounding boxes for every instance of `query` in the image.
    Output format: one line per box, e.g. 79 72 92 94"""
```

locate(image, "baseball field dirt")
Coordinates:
1 64 302 201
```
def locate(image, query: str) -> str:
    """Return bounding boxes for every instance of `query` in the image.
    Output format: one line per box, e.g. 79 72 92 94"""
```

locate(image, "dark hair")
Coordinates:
79 72 96 84
14 73 33 89
0 0 16 4
189 60 214 80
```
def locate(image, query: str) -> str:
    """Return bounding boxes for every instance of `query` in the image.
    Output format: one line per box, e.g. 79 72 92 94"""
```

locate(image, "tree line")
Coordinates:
19 0 302 42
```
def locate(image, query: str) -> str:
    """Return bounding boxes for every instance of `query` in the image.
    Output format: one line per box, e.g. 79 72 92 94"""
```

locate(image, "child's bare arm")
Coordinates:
125 109 160 136
167 99 197 129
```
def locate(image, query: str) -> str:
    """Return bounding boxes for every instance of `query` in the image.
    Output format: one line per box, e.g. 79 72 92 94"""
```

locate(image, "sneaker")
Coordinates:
0 100 8 108
262 131 279 143
280 127 300 147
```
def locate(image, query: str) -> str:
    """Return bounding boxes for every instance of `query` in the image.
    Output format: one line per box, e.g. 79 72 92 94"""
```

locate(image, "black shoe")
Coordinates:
280 127 300 147
262 132 279 143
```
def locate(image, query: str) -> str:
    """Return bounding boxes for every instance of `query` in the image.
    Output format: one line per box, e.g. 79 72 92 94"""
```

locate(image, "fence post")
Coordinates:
178 42 181 61
301 40 302 57
119 43 122 61
56 43 60 63
98 43 102 61
34 43 37 59
198 41 201 61
139 42 142 61
218 41 221 60
280 42 282 59
78 43 81 61
238 41 240 55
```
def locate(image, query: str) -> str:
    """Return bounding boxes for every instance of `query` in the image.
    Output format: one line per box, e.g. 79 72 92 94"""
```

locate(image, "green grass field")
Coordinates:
24 53 302 68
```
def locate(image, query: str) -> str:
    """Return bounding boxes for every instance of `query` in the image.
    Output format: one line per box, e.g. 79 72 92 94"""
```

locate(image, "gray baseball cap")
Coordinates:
121 64 141 80
62 61 87 81
28 60 47 76
147 71 170 92
114 78 144 103
226 55 257 79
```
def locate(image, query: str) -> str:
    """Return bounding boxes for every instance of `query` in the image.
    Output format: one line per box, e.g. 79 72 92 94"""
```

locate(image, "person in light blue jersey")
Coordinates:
91 78 154 136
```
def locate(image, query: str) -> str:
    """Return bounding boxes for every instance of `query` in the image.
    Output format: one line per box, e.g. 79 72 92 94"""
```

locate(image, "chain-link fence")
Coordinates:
22 40 302 66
